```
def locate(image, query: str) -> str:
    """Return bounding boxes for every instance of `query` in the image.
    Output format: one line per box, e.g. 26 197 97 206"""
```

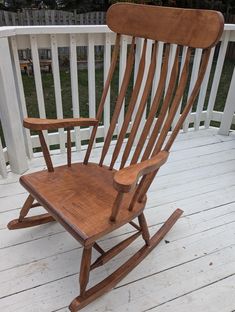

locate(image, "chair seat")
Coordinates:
20 163 145 245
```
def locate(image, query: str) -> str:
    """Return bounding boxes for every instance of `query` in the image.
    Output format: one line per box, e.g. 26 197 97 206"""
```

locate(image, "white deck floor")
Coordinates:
0 128 235 312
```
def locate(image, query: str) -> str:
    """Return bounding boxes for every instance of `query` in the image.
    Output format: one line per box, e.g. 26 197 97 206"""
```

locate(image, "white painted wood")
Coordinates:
205 30 230 128
69 34 81 150
218 66 235 135
0 128 230 186
132 37 144 121
152 275 235 312
212 110 235 124
30 34 49 146
30 35 46 119
118 35 128 133
87 33 96 119
183 48 203 132
10 36 33 158
149 41 164 135
1 225 234 311
163 44 177 131
171 46 188 129
0 26 234 168
1 137 234 201
87 33 96 147
0 129 235 311
50 34 65 153
0 138 7 178
0 37 28 174
195 47 215 130
1 24 234 41
103 32 111 138
0 25 110 40
1 170 234 246
2 127 233 179
1 205 234 299
118 221 235 286
134 39 153 144
94 245 235 312
150 41 164 104
165 44 177 94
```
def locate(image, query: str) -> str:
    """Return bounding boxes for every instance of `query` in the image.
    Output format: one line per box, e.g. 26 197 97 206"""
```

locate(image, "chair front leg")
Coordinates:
8 193 55 230
138 213 150 246
79 245 92 296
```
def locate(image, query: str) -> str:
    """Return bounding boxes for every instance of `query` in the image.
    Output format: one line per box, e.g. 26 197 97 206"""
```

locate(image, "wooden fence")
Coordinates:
0 9 106 26
0 10 106 61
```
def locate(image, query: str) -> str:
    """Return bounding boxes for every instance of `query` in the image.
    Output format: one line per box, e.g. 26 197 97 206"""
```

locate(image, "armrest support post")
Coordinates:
39 130 54 172
110 192 124 222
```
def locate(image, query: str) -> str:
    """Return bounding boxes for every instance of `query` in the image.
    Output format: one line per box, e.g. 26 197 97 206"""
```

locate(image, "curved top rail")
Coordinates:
107 3 224 48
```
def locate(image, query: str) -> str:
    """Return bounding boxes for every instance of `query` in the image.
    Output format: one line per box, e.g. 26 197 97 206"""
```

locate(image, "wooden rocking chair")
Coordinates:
8 3 224 311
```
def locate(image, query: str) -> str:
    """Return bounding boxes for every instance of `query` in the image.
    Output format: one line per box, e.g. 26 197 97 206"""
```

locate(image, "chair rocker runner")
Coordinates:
8 3 224 311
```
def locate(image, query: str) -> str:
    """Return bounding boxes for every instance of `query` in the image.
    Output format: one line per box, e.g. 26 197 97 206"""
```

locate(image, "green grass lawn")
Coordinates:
22 58 234 116
0 58 234 148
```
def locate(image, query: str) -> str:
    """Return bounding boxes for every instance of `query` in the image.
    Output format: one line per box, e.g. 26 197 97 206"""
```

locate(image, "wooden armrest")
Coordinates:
23 117 98 130
113 151 169 193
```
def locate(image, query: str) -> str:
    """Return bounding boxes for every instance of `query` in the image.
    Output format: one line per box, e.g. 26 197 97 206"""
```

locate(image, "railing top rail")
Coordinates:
0 23 234 38
224 24 235 30
0 25 110 38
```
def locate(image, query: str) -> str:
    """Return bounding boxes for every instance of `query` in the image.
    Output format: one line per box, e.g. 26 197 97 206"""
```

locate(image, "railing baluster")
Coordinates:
0 36 28 174
10 36 33 158
100 37 135 166
195 47 215 130
171 46 187 129
51 34 65 153
135 39 153 145
150 41 164 104
30 34 48 145
132 37 144 121
120 40 157 168
149 41 164 136
165 44 177 95
131 44 171 164
103 33 111 138
84 34 120 165
161 44 177 131
87 33 96 139
118 35 128 134
70 34 81 150
109 38 146 169
219 66 235 135
183 48 203 132
0 138 7 178
0 25 234 178
67 128 72 167
205 30 230 128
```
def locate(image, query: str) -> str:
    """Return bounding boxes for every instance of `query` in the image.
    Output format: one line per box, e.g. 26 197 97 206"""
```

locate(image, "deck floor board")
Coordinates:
0 128 235 312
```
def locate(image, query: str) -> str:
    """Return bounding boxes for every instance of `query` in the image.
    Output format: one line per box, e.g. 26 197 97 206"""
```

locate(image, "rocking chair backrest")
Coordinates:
83 4 223 213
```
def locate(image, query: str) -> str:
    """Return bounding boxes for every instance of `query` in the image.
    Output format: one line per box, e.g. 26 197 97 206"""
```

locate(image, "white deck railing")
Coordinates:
0 24 235 177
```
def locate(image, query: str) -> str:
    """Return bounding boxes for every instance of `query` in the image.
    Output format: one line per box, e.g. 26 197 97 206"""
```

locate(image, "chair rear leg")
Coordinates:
8 194 55 230
79 245 92 296
18 194 34 221
138 212 150 246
